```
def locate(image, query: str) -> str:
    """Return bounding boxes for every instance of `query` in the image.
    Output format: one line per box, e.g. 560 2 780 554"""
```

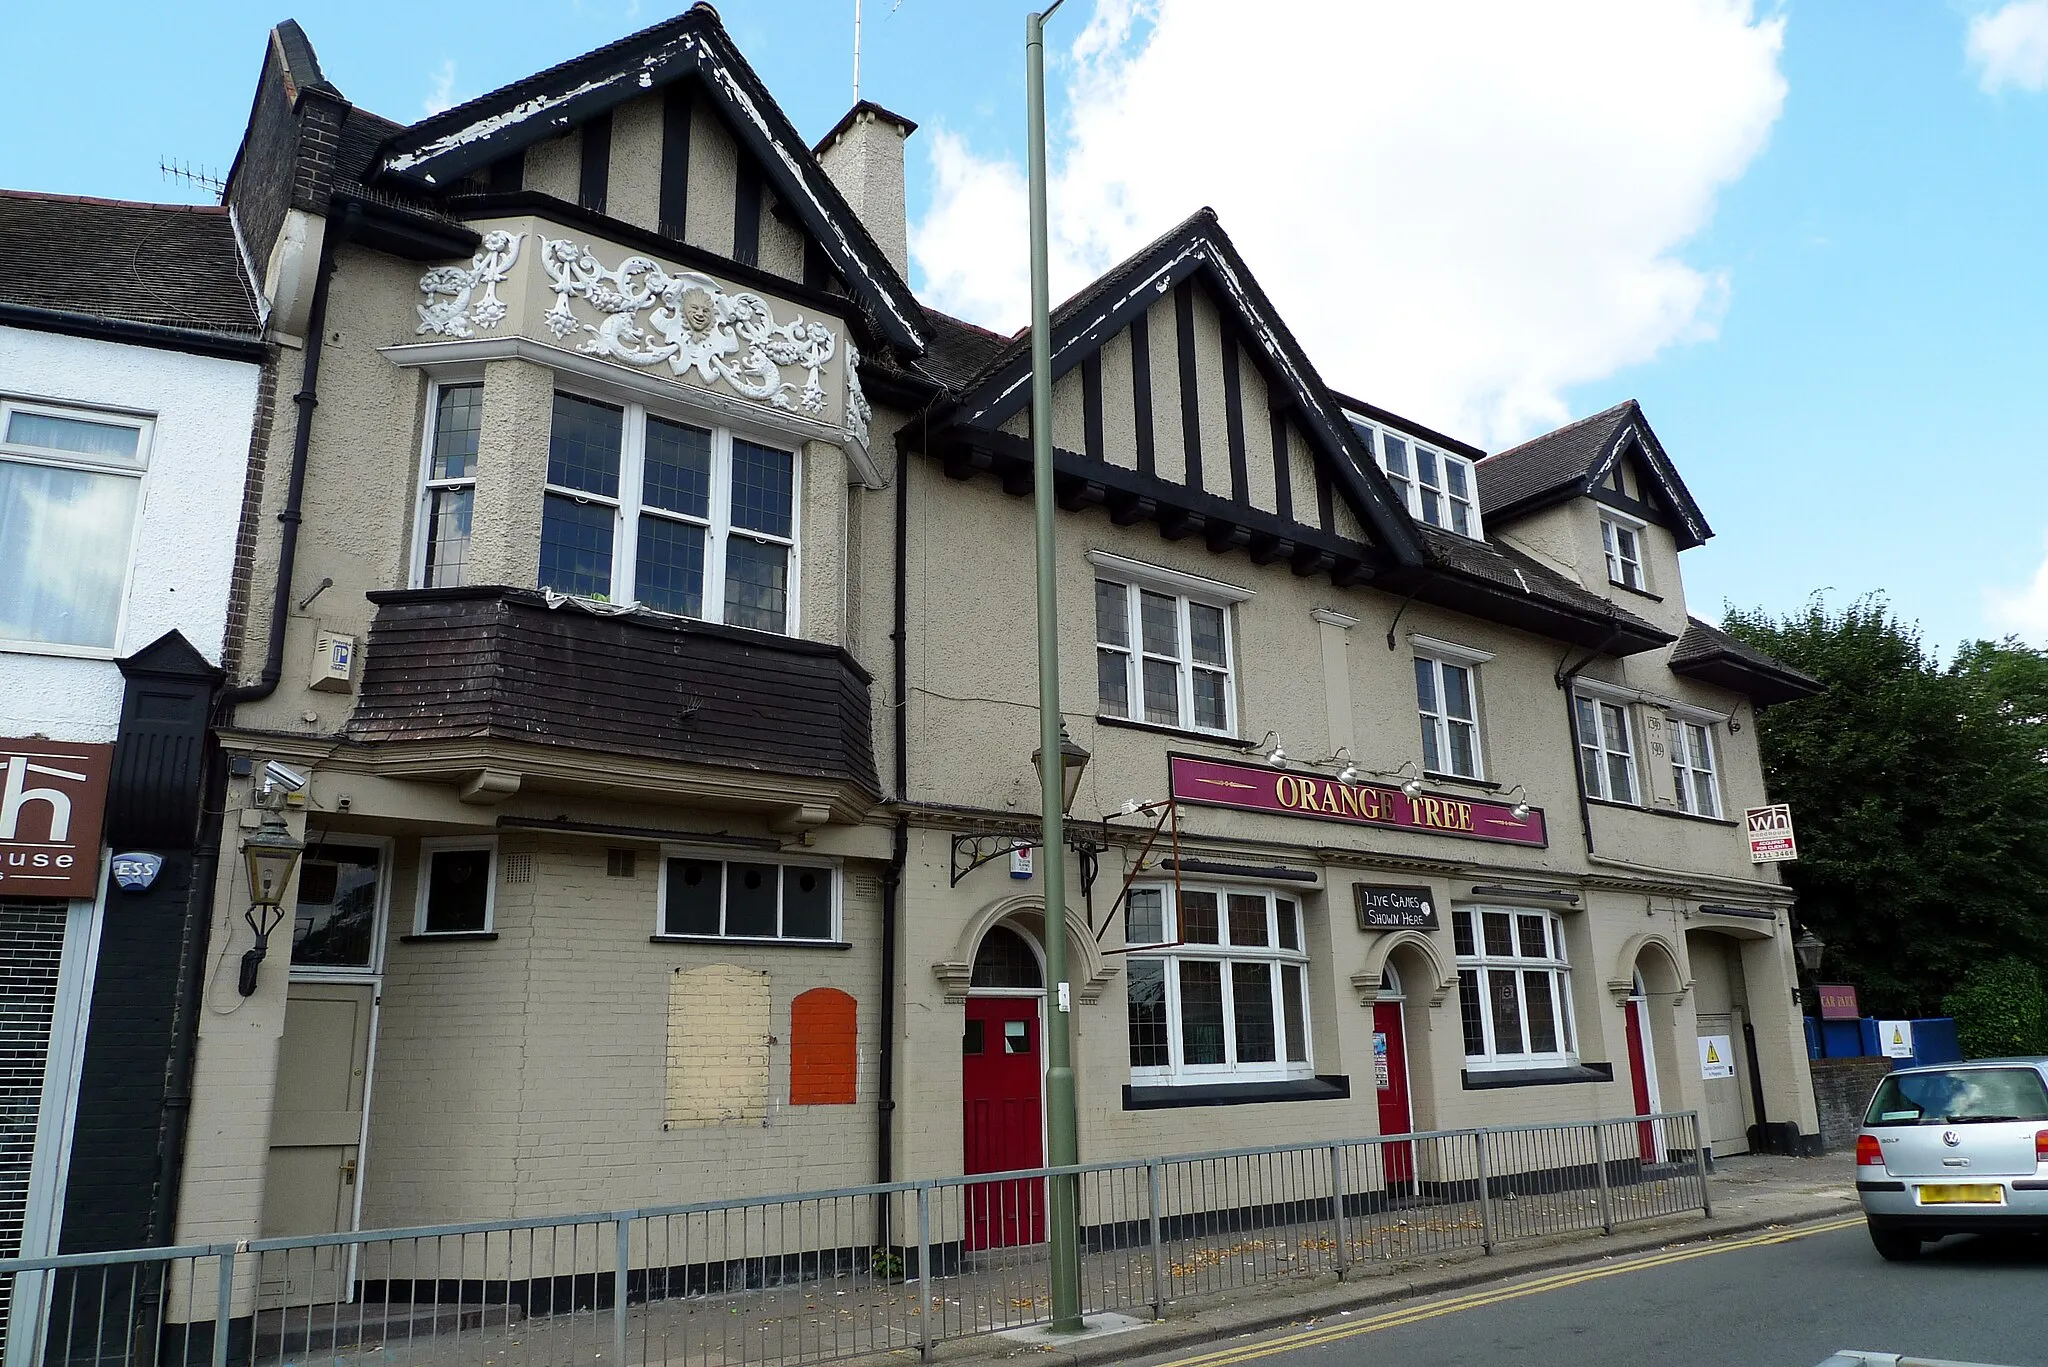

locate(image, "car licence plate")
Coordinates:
1917 1183 2003 1205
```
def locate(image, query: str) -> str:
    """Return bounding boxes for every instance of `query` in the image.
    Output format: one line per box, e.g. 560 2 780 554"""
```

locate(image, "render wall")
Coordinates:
0 324 261 741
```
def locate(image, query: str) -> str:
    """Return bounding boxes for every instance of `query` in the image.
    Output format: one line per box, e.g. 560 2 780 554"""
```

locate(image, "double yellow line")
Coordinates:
1154 1215 1865 1367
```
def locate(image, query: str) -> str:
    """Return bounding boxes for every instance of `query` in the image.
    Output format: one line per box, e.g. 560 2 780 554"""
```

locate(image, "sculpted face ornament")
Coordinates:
1942 1130 1961 1148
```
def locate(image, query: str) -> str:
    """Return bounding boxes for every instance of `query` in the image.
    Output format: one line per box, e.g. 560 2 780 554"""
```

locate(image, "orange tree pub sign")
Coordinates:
1169 755 1547 847
0 738 114 898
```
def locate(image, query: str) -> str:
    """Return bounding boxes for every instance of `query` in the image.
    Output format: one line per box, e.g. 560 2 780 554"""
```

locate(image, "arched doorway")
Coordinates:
1624 971 1664 1160
1373 966 1415 1185
962 923 1045 1248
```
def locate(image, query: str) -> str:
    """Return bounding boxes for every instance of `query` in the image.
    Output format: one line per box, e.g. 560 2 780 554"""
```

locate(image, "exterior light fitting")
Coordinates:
1325 746 1362 787
1392 760 1423 799
237 811 304 997
1502 783 1532 820
1253 731 1288 770
1793 927 1825 978
1031 722 1092 817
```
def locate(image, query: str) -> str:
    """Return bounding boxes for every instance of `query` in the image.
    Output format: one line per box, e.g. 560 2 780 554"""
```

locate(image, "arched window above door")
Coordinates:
971 924 1043 990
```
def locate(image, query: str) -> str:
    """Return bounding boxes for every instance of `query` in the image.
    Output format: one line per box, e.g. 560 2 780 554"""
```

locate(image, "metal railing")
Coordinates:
3 1111 1708 1367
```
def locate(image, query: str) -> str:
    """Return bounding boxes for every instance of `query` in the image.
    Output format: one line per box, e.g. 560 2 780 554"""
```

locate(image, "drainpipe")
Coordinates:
225 201 354 704
1554 624 1626 856
875 397 920 1245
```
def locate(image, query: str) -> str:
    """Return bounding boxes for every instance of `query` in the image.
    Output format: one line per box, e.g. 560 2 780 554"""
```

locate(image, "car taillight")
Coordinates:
1857 1134 1884 1167
2036 1130 2048 1163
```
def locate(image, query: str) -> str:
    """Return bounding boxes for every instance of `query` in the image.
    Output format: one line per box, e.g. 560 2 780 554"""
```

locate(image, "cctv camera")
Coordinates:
262 760 309 793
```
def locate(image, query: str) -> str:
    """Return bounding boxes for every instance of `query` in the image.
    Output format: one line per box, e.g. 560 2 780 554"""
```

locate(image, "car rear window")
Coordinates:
1864 1066 2048 1126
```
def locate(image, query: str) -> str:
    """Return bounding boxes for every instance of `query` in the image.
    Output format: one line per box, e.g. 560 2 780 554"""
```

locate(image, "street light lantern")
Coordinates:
1793 928 1825 978
1031 724 1091 817
242 814 304 908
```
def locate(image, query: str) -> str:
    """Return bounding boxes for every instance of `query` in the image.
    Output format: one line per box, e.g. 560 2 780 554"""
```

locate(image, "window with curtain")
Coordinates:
1125 884 1312 1084
531 390 798 632
0 400 150 651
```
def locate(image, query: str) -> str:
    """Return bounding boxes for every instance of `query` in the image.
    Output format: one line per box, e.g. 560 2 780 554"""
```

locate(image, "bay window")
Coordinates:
0 399 151 651
1454 907 1577 1069
1574 693 1638 804
420 383 481 587
1125 884 1312 1084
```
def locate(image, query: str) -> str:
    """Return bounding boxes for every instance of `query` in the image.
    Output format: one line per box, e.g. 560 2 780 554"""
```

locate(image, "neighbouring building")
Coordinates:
0 191 268 1355
148 0 1822 1338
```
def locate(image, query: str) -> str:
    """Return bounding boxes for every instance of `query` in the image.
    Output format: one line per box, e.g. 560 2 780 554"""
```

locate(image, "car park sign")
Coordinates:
1745 804 1798 863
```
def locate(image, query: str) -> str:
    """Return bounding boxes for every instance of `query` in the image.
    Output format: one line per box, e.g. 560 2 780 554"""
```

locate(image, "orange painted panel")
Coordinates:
790 987 858 1105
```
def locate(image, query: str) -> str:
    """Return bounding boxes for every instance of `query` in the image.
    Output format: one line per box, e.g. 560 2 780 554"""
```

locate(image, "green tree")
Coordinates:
1942 958 2048 1059
1723 598 2048 1017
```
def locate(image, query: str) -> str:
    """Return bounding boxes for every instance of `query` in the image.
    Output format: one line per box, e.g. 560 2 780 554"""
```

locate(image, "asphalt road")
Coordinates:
1127 1217 2048 1367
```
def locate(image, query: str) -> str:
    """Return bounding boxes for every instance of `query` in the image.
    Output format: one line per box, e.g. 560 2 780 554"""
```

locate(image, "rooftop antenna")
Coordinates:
160 158 227 199
853 0 862 101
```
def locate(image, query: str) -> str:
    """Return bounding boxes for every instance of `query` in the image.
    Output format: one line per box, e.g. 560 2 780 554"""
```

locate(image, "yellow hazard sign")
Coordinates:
1699 1034 1735 1079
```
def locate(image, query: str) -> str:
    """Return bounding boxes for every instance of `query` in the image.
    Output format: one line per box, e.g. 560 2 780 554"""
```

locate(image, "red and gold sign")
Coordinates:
1817 983 1860 1021
0 738 113 899
1169 755 1547 848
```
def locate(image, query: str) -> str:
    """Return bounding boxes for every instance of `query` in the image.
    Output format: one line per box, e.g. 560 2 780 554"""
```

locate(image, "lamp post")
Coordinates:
238 812 304 997
1026 0 1083 1333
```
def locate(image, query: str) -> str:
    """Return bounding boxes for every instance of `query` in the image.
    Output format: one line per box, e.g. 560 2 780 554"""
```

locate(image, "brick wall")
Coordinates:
0 900 70 1343
1810 1056 1891 1154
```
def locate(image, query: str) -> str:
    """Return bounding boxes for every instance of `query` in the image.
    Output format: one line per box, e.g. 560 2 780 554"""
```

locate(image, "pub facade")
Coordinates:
162 3 1823 1297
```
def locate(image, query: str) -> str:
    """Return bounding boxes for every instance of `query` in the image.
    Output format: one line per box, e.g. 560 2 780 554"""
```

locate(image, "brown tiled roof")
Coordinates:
1669 617 1823 704
0 191 262 338
916 310 1014 392
1476 400 1636 513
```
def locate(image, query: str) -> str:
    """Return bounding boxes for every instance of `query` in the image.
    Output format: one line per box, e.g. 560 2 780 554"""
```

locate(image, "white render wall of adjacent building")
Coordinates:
0 323 262 742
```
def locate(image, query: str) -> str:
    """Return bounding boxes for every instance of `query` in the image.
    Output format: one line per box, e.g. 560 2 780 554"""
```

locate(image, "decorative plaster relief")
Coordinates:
537 238 837 416
415 231 524 338
842 339 871 452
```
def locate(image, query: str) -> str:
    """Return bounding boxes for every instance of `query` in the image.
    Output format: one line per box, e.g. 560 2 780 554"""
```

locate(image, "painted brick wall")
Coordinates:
0 900 68 1343
360 836 884 1226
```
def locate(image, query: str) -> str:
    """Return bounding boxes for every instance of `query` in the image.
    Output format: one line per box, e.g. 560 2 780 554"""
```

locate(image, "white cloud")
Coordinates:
423 59 465 117
1968 0 2048 92
1986 539 2048 639
908 0 1786 447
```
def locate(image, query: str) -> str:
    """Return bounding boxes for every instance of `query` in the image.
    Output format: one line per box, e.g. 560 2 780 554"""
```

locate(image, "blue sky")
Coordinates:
4 2 2044 654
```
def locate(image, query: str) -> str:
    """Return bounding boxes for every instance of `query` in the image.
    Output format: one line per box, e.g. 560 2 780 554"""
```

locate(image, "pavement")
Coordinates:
916 1151 1863 1367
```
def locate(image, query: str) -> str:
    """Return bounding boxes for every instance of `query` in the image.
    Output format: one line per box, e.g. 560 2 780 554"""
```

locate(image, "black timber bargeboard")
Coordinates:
349 590 880 795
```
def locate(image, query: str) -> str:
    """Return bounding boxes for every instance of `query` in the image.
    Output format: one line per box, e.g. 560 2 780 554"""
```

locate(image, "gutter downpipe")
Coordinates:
225 201 353 704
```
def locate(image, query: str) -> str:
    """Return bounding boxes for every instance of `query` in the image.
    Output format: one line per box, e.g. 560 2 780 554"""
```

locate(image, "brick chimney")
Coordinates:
815 101 917 279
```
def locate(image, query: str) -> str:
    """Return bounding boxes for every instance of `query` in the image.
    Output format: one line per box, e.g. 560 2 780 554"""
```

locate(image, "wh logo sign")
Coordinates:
0 740 112 898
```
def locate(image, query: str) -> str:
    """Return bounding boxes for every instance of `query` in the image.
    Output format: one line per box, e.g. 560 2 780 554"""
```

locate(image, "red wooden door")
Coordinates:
1624 998 1657 1160
962 997 1044 1249
1372 1002 1413 1184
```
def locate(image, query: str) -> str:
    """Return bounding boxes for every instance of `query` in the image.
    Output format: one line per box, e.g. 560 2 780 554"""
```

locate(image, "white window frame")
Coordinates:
530 380 805 633
1574 691 1639 804
413 837 498 936
1671 716 1721 818
289 834 394 978
0 396 155 659
1454 906 1578 1071
1089 553 1247 737
1410 635 1492 781
1600 511 1647 592
1349 417 1483 540
410 376 486 589
1124 883 1314 1086
653 846 842 943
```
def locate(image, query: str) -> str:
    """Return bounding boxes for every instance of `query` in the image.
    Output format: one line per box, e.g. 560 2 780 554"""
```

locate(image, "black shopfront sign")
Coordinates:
1354 884 1439 931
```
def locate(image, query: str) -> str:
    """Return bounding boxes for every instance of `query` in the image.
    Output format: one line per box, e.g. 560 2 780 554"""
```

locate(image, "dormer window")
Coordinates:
1349 417 1481 539
1601 513 1646 592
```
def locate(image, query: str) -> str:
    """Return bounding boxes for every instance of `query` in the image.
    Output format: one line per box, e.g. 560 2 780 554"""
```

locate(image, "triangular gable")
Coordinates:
370 7 926 354
949 209 1425 568
1478 399 1711 549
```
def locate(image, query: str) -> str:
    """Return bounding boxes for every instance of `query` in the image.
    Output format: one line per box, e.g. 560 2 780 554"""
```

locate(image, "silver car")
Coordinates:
1855 1057 2048 1260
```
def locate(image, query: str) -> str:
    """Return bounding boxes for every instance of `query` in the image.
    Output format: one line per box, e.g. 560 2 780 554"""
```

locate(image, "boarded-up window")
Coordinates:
666 964 770 1128
789 987 857 1105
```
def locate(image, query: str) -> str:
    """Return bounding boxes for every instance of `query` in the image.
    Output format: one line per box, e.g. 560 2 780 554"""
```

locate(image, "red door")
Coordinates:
1372 1002 1413 1184
1623 998 1657 1160
963 997 1044 1249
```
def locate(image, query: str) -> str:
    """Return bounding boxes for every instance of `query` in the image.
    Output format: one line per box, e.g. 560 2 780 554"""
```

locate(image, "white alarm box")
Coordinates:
310 631 356 692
